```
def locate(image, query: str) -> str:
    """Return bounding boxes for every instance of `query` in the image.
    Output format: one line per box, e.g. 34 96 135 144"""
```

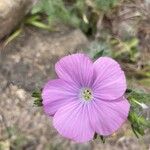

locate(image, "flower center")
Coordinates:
81 88 93 101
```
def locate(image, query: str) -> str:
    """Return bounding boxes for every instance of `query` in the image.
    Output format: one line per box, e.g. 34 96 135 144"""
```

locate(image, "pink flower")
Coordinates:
42 53 130 143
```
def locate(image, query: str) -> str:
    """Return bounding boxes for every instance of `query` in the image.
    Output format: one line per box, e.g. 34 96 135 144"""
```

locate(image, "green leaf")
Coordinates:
93 49 104 59
32 89 43 107
33 99 43 107
127 88 150 138
127 89 150 104
31 0 44 14
93 133 106 143
126 38 139 48
99 135 105 143
25 20 52 31
128 110 149 137
126 88 133 94
131 124 140 138
4 28 22 46
25 15 41 22
32 90 41 98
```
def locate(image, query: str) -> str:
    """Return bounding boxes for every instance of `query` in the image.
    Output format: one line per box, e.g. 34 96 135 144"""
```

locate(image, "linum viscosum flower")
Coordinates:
42 53 130 143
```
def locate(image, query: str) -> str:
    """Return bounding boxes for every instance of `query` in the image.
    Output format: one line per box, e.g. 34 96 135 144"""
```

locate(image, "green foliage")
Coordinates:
30 0 122 34
25 15 52 31
99 135 106 143
31 0 89 32
95 0 120 12
32 89 43 106
138 78 150 87
127 89 150 105
87 41 113 59
31 0 81 27
93 49 104 59
93 133 105 143
3 0 124 46
88 37 140 63
126 89 150 137
110 37 139 62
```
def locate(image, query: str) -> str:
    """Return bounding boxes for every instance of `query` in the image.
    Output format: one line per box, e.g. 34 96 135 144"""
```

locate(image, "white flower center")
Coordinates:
81 88 93 101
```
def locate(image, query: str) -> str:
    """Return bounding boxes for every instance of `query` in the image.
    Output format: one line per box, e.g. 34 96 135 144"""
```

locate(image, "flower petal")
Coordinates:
42 79 79 116
93 57 126 100
55 53 94 87
88 97 130 136
53 101 94 143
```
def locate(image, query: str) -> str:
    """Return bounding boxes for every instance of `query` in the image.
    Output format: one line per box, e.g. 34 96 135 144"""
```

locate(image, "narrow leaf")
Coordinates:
4 28 22 46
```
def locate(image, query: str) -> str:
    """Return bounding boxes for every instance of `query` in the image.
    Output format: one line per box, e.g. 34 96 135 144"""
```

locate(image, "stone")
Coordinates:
0 27 88 91
0 0 37 40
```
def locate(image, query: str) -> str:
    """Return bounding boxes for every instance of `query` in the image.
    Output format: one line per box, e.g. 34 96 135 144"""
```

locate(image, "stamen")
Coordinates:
81 88 93 101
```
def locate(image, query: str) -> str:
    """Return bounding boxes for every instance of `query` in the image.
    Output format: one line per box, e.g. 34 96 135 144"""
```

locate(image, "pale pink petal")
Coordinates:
88 97 130 136
55 53 94 87
53 101 94 143
42 79 79 116
93 57 126 100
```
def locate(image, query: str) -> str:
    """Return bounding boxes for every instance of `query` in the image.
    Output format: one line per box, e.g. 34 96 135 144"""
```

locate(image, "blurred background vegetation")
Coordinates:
0 0 150 150
6 0 150 83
